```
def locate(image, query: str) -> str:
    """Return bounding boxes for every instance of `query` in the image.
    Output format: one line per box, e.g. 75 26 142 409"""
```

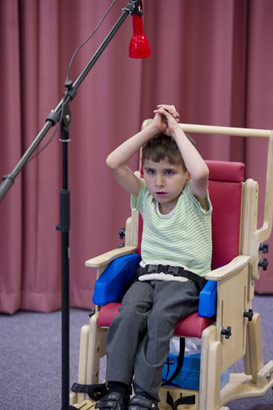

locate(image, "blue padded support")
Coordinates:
93 253 217 316
162 352 229 390
198 280 217 318
93 253 141 306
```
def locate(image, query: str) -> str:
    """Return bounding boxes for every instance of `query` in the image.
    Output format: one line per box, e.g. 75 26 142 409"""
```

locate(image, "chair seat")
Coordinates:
97 302 214 338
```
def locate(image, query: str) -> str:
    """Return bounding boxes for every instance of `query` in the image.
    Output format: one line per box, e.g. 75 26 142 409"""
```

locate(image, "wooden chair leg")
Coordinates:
70 324 90 404
244 313 264 383
205 341 221 410
199 325 217 410
86 313 107 385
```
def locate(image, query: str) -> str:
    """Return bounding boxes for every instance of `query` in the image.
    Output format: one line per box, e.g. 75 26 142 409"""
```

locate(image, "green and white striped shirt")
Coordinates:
131 179 212 277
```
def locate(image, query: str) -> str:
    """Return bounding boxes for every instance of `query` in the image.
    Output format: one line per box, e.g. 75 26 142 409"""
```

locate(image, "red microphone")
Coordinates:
129 1 151 59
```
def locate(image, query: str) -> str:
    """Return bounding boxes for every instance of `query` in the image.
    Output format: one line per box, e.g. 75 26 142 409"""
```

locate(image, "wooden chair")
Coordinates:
70 122 273 410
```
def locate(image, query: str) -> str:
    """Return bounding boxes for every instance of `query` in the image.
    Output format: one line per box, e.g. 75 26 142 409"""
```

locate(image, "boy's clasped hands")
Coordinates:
153 104 180 136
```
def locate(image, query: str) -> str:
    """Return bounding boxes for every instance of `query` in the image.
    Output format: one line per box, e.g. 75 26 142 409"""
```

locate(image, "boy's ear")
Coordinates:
186 171 191 180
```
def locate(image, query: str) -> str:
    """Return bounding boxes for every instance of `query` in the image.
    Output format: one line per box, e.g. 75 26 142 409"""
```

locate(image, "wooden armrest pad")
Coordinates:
206 255 250 281
85 246 138 268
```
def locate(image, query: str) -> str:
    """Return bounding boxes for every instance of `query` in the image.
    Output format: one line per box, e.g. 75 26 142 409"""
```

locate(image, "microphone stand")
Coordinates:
0 1 143 409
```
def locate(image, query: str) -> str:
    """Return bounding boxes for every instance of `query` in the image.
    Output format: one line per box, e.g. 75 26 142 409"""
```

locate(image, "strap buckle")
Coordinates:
145 264 170 273
158 264 169 273
168 266 184 276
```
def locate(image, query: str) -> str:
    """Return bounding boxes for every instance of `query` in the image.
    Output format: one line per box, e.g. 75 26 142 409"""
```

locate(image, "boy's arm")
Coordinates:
106 107 179 196
106 123 160 196
175 128 209 209
154 105 209 208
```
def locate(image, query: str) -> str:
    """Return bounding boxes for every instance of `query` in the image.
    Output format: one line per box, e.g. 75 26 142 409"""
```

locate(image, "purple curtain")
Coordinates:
0 0 272 314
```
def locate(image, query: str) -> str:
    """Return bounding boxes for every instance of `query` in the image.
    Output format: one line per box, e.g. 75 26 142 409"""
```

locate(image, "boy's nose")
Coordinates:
156 175 165 187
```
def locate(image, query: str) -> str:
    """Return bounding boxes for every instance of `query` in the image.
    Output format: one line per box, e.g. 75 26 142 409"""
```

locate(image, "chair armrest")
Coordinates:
93 253 141 306
206 255 251 369
198 255 250 318
85 245 138 268
205 255 250 281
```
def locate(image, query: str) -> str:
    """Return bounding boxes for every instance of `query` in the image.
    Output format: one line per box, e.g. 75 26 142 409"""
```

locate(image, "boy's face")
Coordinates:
143 158 190 214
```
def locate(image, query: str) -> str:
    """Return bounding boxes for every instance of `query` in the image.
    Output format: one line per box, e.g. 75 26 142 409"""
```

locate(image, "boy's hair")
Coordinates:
142 132 195 171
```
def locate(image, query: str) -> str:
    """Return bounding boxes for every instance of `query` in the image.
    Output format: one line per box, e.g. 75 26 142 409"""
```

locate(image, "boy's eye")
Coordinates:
146 168 155 175
165 169 175 175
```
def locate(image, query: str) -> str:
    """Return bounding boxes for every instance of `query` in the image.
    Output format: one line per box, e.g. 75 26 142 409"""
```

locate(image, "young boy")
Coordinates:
96 104 212 410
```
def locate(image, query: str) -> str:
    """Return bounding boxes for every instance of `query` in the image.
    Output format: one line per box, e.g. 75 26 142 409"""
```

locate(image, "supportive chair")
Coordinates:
70 122 273 410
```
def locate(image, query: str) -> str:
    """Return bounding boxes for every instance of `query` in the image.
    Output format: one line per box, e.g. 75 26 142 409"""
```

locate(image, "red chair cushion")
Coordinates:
209 180 242 269
206 160 244 183
97 302 121 327
207 161 244 269
174 312 214 338
97 302 214 338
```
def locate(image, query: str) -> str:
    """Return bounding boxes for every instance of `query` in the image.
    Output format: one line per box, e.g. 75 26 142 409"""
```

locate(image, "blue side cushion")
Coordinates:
198 280 217 318
93 253 141 306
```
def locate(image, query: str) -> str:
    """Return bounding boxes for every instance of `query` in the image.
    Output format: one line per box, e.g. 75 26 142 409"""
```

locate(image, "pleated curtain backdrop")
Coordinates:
0 0 273 314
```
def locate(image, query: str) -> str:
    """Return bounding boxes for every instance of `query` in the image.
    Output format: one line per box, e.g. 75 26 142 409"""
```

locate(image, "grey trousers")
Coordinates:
106 279 199 400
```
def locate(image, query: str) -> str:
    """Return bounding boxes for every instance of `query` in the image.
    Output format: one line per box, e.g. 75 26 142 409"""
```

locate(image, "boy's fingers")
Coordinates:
156 104 179 118
154 107 179 120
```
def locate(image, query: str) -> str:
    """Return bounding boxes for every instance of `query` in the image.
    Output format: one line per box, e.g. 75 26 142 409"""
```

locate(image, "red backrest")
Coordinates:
206 160 245 269
138 160 245 270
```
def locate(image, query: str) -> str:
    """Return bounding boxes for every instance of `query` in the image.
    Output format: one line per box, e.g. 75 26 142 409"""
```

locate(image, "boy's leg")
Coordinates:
106 280 154 386
95 281 154 410
133 279 199 401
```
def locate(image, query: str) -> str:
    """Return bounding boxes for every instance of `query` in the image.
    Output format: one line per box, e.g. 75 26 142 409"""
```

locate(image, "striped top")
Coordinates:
131 179 212 277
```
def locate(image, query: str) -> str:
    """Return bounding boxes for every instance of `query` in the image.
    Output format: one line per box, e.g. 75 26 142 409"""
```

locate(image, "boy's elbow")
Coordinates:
202 165 209 181
106 155 125 176
106 155 111 168
106 154 116 170
195 165 209 185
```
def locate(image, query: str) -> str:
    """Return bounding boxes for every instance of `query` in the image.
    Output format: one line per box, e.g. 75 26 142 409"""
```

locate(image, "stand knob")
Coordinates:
258 258 268 271
259 243 269 254
244 308 254 321
221 326 232 339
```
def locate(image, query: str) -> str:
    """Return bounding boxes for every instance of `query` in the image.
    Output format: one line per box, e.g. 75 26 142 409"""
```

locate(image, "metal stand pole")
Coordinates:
57 105 71 409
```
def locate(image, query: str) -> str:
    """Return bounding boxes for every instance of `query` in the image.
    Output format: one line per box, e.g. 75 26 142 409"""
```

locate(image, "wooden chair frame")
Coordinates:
71 123 273 410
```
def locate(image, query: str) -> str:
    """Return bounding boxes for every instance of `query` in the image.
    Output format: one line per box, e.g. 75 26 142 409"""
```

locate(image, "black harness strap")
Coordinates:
135 264 207 291
71 382 108 401
162 338 185 386
166 390 195 409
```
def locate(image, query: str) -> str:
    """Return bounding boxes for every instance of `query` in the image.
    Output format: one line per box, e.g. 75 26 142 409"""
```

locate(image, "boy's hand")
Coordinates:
153 104 180 136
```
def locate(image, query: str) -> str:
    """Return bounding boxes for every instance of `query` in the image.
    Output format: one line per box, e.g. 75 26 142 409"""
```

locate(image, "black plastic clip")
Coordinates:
118 227 126 248
258 258 269 271
244 308 254 321
221 326 232 339
259 243 269 254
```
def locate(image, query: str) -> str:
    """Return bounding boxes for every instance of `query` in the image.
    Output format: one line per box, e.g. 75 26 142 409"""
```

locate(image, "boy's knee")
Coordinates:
148 309 173 333
119 304 148 323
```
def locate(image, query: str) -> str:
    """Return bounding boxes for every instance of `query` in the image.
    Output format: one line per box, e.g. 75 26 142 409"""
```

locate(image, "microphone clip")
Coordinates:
124 0 143 17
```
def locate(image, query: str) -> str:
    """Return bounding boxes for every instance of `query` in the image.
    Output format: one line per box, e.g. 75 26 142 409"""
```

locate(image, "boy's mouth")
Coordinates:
155 191 167 196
